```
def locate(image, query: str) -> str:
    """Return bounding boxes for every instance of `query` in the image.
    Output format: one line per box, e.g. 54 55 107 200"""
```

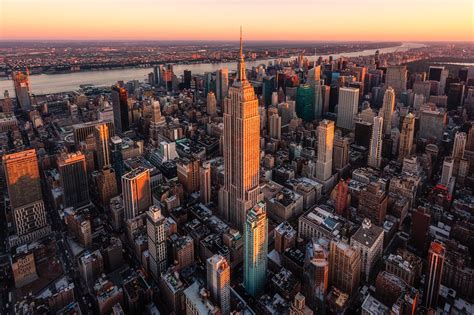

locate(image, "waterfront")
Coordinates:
0 42 426 96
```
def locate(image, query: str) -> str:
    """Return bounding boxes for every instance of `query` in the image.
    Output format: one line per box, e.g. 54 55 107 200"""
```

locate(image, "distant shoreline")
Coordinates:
0 42 404 77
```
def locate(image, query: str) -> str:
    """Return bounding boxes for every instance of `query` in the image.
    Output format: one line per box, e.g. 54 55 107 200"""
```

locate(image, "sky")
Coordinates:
0 0 473 41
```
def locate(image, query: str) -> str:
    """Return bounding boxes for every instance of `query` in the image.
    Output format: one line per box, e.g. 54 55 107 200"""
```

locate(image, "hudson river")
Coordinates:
0 42 426 96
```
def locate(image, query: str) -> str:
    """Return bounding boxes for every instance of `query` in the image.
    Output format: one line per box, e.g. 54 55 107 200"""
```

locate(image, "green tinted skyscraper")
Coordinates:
296 84 315 122
243 201 268 297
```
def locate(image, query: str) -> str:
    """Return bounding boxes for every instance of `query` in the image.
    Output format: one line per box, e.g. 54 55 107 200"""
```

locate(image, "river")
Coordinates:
0 42 426 96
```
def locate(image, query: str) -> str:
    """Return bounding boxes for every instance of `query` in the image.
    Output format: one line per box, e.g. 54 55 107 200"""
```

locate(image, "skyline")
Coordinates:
1 0 473 41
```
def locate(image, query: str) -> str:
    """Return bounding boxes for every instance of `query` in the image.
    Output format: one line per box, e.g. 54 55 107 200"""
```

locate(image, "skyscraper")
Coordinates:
122 167 151 220
219 29 261 229
333 133 350 171
368 116 384 169
111 85 130 133
96 166 118 207
381 87 395 135
398 113 415 162
147 205 167 280
58 152 90 209
328 240 361 296
412 207 431 252
3 149 50 245
149 100 165 141
385 66 407 97
206 91 217 117
296 84 315 122
199 162 211 205
350 219 384 282
177 157 200 194
94 123 110 170
216 68 229 104
12 70 32 110
243 201 268 297
305 243 329 305
207 254 231 315
424 241 446 309
336 87 359 130
334 179 349 216
440 157 454 186
316 120 334 181
268 107 282 140
314 80 324 119
3 149 43 209
451 131 466 160
358 181 387 226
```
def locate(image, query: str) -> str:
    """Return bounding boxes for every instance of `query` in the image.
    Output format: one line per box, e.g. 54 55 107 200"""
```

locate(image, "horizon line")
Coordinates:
0 39 472 43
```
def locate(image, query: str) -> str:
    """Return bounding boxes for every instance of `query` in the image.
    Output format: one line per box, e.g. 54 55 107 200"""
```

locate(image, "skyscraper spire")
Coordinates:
237 26 247 82
240 26 243 58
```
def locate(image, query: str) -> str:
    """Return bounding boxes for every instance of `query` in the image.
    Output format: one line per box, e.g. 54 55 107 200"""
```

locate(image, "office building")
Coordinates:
398 113 415 161
96 167 118 207
451 131 466 160
184 282 220 315
268 107 282 140
334 179 349 216
3 149 43 209
122 167 151 220
58 152 90 209
219 30 261 229
368 116 384 169
413 81 431 100
171 234 194 271
381 87 395 135
358 181 387 225
147 205 167 280
314 80 324 119
94 123 111 170
385 250 422 287
385 66 407 97
361 294 389 315
316 120 334 181
440 157 454 187
424 241 446 309
304 242 329 304
350 219 384 282
337 87 359 130
64 207 92 248
200 162 211 204
207 255 231 315
333 133 350 171
419 108 446 141
79 250 104 287
263 76 275 106
72 120 115 148
289 293 314 315
447 83 465 110
159 270 186 314
111 85 130 133
3 150 50 245
296 84 315 122
329 240 361 296
149 100 165 141
244 201 268 297
177 157 200 194
412 207 431 252
207 91 217 117
12 70 32 110
11 251 38 288
274 221 296 253
216 68 229 103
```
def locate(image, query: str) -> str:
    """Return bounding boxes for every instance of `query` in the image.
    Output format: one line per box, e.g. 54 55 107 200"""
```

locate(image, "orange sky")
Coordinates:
1 0 473 41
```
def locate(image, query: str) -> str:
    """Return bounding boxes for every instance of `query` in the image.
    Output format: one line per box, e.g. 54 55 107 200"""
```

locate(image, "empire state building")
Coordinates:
219 29 261 230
